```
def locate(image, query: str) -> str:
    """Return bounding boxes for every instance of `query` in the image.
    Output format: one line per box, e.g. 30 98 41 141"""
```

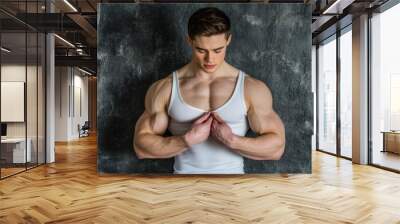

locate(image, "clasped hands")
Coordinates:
183 112 236 148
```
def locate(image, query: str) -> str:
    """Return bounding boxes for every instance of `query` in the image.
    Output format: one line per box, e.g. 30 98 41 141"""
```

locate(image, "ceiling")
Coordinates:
0 0 391 75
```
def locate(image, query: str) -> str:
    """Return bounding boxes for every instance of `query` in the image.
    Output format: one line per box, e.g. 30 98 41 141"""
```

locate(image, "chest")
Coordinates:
178 77 238 111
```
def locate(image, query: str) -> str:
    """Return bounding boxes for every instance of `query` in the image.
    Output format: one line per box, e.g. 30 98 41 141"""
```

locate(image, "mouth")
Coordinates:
204 64 216 69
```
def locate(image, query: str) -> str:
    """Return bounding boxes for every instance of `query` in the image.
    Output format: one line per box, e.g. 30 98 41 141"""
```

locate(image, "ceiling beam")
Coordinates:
55 55 96 71
66 13 97 47
322 0 356 14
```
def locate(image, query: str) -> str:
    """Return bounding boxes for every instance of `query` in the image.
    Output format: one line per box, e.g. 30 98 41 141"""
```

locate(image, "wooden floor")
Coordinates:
372 150 400 171
1 163 46 178
1 167 26 178
1 135 400 223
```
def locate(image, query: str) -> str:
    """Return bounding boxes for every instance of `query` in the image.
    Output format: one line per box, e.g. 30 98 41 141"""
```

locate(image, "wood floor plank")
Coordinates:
1 134 400 223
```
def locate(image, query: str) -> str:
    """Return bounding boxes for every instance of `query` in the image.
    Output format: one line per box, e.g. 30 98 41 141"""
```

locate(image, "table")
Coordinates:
1 138 32 163
381 131 400 154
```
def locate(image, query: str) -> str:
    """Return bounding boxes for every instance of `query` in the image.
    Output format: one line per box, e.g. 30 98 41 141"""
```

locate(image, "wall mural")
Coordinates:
98 3 312 174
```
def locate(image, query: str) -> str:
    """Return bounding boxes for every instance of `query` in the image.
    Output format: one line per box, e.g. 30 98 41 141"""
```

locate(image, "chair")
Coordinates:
78 121 90 138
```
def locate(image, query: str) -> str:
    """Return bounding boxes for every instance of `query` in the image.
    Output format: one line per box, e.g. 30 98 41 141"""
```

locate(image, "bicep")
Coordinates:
135 110 169 137
248 109 284 137
246 80 284 137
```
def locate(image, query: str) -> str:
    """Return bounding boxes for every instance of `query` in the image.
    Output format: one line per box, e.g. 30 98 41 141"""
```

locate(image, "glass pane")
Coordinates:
38 32 45 165
25 0 40 170
1 30 27 177
27 31 38 169
371 3 400 171
340 29 352 158
318 36 337 154
0 1 46 178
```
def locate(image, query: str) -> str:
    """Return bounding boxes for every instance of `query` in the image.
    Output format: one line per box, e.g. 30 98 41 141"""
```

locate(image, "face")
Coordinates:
187 33 231 73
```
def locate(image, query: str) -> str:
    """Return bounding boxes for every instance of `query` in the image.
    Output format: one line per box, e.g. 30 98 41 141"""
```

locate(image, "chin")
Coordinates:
202 65 219 73
202 68 216 73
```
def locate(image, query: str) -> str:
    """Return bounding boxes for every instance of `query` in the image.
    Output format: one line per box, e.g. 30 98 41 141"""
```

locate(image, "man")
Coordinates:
134 7 285 174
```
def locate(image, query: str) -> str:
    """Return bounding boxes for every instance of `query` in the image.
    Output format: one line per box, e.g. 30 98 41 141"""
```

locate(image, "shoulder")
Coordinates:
145 74 173 112
148 75 172 95
243 74 272 100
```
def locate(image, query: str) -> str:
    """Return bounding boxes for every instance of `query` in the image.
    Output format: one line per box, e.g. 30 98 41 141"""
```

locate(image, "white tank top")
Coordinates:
167 70 249 174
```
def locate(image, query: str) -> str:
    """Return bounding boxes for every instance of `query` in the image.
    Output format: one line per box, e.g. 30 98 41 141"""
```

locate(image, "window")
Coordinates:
0 1 47 179
371 2 400 171
317 36 337 154
340 28 352 158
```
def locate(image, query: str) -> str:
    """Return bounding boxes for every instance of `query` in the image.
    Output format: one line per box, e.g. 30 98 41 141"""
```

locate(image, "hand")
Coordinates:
211 112 236 148
183 112 213 146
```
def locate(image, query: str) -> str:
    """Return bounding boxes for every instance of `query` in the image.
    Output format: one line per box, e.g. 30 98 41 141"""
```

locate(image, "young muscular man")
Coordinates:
134 7 285 174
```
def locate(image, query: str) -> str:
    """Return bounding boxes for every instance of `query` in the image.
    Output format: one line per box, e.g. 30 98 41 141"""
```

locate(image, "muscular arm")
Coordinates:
215 77 285 160
133 77 188 159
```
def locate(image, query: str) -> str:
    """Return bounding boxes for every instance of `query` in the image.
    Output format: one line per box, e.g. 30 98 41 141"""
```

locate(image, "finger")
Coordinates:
211 121 222 135
212 119 218 128
210 129 218 139
204 116 213 126
212 112 224 123
211 122 219 136
194 112 211 124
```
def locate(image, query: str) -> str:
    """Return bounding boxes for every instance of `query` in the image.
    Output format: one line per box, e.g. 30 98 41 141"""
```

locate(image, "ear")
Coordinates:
186 35 193 46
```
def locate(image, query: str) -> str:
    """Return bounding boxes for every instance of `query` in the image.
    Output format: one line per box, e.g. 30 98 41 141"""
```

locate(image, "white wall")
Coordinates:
1 63 46 164
55 66 89 141
1 64 42 137
55 66 69 141
72 72 89 138
1 65 26 137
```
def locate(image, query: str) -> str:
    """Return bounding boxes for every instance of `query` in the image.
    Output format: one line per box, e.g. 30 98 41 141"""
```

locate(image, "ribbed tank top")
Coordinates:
167 70 249 174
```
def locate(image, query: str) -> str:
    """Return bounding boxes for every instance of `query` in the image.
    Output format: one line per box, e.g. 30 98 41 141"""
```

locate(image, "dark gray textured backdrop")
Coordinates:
97 3 312 174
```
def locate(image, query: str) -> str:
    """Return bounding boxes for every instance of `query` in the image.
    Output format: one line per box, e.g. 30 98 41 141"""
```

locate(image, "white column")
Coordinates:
352 14 369 164
312 45 317 150
46 1 55 163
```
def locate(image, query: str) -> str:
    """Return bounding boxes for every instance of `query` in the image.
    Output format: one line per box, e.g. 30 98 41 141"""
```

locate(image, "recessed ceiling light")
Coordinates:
322 0 354 15
63 0 78 12
54 34 75 48
1 47 11 53
77 67 93 76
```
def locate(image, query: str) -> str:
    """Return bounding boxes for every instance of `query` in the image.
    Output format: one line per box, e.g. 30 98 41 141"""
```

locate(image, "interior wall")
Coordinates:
72 72 89 138
1 62 45 168
55 66 69 141
1 64 40 139
55 66 89 141
88 77 97 132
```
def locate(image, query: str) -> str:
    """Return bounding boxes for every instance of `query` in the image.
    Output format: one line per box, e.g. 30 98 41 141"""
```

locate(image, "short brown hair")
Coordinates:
188 7 231 40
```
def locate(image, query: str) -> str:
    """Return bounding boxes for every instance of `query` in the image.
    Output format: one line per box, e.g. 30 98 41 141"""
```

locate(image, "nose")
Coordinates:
205 52 213 62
